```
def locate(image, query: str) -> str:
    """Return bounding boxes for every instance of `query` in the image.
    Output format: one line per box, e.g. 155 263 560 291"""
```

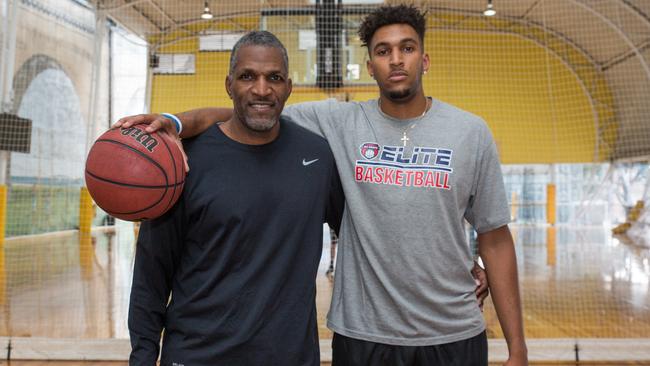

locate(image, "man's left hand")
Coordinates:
472 261 489 311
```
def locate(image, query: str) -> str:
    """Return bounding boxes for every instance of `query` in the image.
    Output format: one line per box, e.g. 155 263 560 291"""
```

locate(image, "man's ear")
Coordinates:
367 58 374 79
422 53 430 74
225 75 232 99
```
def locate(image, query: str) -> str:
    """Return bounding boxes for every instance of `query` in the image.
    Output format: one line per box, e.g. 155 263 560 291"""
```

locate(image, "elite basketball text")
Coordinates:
355 143 453 189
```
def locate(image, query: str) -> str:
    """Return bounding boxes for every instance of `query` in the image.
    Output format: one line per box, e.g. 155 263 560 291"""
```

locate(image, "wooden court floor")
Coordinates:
0 223 648 362
1 362 650 366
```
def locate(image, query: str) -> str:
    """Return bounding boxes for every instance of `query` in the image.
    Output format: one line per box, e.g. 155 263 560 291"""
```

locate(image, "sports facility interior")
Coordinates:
0 0 649 364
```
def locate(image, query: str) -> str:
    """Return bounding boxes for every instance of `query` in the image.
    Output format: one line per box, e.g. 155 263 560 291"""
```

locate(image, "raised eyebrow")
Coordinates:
400 38 420 46
236 68 257 76
236 68 287 77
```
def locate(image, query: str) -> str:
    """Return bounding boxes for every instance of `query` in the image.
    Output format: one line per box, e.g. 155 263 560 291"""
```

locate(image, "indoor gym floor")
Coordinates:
0 222 648 364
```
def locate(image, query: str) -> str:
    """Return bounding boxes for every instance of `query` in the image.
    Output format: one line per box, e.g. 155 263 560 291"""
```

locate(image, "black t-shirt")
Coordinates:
129 118 344 365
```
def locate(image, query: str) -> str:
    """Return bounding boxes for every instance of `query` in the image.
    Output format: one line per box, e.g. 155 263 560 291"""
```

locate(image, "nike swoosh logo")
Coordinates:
302 158 319 166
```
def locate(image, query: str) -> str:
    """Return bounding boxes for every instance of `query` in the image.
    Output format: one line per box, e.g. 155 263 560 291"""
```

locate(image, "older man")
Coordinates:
128 31 344 366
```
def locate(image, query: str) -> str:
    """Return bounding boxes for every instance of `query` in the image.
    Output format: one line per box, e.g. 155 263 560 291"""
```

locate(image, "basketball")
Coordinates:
84 126 186 221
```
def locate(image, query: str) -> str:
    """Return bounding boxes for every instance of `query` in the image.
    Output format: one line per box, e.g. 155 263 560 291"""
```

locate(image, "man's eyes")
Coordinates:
375 46 415 56
238 73 283 81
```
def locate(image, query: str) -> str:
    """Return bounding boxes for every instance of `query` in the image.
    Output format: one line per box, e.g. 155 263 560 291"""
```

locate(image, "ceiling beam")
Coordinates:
130 2 163 32
98 0 147 12
602 38 650 70
569 0 650 82
146 0 177 28
521 0 543 20
619 0 650 28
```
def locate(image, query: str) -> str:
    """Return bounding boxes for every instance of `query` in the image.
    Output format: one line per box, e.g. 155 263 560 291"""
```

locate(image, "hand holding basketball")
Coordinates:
85 126 186 221
113 113 175 134
112 113 189 172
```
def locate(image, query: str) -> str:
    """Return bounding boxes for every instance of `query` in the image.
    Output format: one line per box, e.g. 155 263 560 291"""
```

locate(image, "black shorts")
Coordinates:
331 331 487 366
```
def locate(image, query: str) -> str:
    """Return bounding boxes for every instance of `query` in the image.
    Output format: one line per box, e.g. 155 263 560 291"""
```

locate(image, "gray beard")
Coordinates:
242 116 278 132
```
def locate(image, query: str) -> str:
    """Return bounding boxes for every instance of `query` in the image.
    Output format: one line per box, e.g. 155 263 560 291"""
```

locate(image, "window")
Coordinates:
153 54 195 74
199 32 245 51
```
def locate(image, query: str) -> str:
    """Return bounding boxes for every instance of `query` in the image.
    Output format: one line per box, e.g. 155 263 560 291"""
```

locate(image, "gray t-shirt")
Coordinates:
283 98 510 346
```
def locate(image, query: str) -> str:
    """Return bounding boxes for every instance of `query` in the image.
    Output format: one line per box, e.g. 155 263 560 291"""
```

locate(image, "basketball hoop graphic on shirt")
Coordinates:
360 142 380 159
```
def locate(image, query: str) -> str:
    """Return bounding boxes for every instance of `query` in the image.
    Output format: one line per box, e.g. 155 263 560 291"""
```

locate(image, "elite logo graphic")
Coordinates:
355 142 453 190
360 142 380 159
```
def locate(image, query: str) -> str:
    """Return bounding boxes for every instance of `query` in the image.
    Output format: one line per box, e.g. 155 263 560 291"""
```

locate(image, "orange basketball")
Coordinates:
85 126 185 221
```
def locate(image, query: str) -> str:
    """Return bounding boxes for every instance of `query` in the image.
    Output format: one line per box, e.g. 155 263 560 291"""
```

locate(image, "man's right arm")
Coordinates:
128 199 186 365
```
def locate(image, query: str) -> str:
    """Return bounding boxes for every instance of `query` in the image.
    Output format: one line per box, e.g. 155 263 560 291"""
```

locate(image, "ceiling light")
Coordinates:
484 0 496 16
201 1 213 20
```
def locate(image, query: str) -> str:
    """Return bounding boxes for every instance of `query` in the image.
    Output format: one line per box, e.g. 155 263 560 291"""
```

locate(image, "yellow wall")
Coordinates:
152 38 232 112
150 18 615 164
425 31 600 163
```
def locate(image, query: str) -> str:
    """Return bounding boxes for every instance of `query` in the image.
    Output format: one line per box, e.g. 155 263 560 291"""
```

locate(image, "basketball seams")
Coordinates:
85 173 169 217
92 138 170 185
89 137 169 218
85 170 184 189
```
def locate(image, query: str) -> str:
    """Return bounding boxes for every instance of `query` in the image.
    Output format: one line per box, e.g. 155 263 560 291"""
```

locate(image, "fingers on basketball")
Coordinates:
174 139 189 173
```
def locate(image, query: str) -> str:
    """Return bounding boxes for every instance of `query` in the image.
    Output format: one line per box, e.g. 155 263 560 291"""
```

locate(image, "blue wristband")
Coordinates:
161 113 183 135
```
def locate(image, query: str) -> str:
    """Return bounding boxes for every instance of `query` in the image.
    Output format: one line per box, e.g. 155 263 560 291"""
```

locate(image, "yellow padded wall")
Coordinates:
150 21 613 164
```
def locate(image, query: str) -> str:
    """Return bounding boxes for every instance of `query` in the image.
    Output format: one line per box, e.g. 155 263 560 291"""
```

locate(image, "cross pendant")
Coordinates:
401 132 409 146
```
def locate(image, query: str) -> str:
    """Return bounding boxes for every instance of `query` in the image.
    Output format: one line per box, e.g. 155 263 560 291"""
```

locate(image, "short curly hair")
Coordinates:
358 5 426 49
